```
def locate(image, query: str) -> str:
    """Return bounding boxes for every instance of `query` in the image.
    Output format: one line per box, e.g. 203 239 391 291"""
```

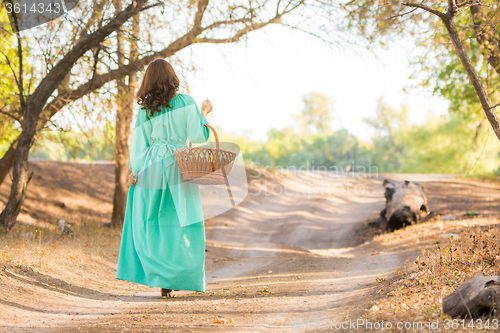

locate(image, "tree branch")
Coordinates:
490 102 500 110
389 7 419 20
29 0 160 116
0 109 20 123
195 16 282 44
440 11 500 140
29 2 287 135
281 0 305 15
193 0 209 32
0 49 21 94
4 0 25 109
202 18 253 31
401 1 444 18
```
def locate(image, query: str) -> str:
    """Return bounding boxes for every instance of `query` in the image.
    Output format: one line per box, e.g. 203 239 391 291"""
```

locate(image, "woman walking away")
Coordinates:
116 59 213 297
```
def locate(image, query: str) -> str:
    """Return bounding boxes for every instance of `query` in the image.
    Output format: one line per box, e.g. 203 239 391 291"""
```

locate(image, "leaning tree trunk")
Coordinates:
441 12 500 141
111 10 139 227
0 106 36 230
0 141 18 186
402 0 500 140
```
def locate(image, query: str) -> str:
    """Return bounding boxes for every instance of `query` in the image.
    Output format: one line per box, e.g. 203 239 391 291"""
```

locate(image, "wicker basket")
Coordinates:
175 124 236 186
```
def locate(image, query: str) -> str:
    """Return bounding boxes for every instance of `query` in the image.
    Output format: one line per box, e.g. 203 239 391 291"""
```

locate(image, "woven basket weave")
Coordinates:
175 124 236 186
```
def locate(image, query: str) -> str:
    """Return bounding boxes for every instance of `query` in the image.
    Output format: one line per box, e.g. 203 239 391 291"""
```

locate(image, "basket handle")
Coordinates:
189 124 219 150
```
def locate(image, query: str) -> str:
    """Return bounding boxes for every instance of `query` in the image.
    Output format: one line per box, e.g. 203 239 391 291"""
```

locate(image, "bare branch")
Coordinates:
193 0 209 32
282 23 336 45
448 0 458 13
490 103 500 110
389 7 419 20
343 0 356 7
16 35 24 110
29 0 161 117
0 109 20 123
195 16 282 44
457 0 482 9
202 18 253 31
141 1 164 12
77 0 107 41
4 0 26 109
401 1 444 18
281 0 305 15
22 0 303 138
0 50 20 93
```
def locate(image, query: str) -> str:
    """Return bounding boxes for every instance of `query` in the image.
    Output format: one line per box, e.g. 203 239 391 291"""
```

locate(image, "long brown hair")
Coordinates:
137 59 180 117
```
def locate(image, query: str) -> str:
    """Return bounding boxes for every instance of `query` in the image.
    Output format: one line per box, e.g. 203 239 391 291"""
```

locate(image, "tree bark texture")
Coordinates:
443 275 500 319
0 141 17 186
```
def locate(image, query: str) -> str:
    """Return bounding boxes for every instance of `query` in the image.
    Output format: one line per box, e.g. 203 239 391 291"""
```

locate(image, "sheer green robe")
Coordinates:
116 94 210 292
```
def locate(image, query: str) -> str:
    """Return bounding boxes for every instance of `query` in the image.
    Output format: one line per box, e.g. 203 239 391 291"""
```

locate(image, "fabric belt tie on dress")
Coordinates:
151 139 178 168
154 140 177 158
136 139 180 184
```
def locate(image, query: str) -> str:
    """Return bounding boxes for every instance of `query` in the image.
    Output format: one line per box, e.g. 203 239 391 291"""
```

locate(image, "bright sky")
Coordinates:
183 24 450 143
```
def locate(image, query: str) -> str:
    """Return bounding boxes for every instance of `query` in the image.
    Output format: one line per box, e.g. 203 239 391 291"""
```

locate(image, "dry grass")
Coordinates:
365 220 500 332
0 221 124 290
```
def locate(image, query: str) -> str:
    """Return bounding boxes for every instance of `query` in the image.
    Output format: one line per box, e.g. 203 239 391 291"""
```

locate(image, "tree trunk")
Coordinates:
0 141 18 186
442 14 500 141
111 8 139 227
0 105 36 230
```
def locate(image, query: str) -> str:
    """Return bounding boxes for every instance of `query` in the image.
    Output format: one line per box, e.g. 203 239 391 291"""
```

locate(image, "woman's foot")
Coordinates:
161 288 172 297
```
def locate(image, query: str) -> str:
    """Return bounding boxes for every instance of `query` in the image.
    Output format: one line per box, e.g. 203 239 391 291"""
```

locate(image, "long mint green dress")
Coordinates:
116 94 210 292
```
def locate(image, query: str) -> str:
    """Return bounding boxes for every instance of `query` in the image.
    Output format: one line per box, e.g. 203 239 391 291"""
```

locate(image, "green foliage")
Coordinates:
235 127 372 171
0 8 21 155
343 0 500 138
237 97 500 175
364 98 409 172
293 92 334 136
30 128 115 162
399 115 491 174
409 5 500 119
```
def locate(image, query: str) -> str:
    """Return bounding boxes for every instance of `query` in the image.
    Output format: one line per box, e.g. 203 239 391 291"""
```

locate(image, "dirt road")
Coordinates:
1 163 500 332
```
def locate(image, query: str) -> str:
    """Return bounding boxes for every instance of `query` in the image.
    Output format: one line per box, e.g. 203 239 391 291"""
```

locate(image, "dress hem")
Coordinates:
116 275 206 293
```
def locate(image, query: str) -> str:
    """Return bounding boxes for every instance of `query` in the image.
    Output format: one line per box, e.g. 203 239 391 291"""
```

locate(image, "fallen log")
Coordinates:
381 179 429 231
443 275 500 319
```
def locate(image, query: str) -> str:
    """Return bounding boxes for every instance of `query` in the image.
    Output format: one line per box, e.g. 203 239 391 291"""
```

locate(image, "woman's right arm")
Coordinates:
186 97 211 144
129 107 151 175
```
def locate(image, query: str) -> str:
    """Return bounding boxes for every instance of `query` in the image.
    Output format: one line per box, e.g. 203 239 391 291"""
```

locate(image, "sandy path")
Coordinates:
1 169 493 332
201 171 417 329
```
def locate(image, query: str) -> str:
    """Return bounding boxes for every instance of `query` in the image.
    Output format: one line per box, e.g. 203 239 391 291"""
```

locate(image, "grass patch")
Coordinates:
0 221 122 271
